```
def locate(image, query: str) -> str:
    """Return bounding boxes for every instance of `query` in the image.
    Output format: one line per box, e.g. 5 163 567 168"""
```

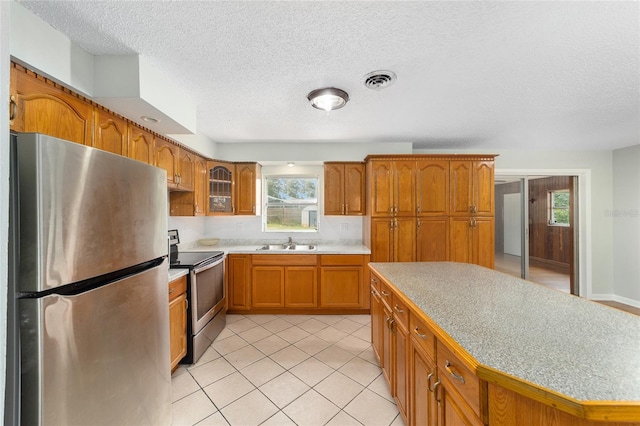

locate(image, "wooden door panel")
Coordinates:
394 322 409 423
474 161 495 216
371 161 394 217
169 293 187 370
417 217 449 262
12 69 93 145
371 218 394 262
94 109 127 156
345 163 365 215
417 159 449 216
320 267 363 307
236 163 259 215
227 255 251 310
285 267 317 308
324 163 344 215
371 287 384 365
411 343 437 426
473 217 495 268
394 217 416 262
128 125 155 165
178 150 195 191
252 267 285 308
450 217 472 264
155 139 178 187
393 160 416 216
194 157 208 216
450 161 472 216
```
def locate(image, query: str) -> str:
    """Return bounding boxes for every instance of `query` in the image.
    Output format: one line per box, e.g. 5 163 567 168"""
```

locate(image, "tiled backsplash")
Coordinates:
168 215 364 246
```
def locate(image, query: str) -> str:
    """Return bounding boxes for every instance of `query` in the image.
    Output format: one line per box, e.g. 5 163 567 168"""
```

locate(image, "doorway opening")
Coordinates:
495 175 578 295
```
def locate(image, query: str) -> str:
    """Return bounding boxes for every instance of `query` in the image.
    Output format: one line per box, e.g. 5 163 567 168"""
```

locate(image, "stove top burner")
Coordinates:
170 251 224 268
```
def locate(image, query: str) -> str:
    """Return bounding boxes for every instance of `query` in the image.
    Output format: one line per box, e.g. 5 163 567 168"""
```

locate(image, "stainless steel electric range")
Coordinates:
168 230 226 364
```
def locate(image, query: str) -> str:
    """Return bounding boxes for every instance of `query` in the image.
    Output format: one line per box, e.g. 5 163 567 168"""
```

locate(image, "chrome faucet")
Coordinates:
287 237 293 247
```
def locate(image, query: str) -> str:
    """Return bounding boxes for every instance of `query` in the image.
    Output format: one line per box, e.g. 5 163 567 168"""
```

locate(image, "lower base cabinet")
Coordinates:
410 341 437 426
168 275 187 372
227 253 370 314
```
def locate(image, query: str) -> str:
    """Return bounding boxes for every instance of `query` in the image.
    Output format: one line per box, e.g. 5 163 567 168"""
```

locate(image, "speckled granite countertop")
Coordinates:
168 268 188 282
178 240 370 255
369 262 640 403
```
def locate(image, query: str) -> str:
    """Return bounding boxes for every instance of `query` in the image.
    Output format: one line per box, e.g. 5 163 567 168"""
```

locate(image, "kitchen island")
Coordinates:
369 262 640 425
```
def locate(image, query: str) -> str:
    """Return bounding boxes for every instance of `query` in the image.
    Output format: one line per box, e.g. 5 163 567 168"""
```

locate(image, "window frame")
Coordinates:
548 189 570 227
262 174 320 233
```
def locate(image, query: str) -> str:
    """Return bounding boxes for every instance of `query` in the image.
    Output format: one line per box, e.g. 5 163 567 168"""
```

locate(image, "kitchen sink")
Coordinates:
256 244 316 251
290 244 316 251
258 244 289 250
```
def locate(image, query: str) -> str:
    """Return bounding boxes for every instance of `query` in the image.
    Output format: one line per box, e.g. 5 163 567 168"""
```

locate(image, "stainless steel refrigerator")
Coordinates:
6 133 172 425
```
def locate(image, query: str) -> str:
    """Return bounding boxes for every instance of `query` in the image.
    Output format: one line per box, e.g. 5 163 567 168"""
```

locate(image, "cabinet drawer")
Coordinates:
252 254 318 266
436 341 481 418
380 281 393 309
169 275 187 302
320 254 364 266
391 294 408 329
409 313 435 361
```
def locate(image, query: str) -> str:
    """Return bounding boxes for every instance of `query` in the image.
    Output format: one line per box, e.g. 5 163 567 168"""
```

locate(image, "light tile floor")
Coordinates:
171 314 405 426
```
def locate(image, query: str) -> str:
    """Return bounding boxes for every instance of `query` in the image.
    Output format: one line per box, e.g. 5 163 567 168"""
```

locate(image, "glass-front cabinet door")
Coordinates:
208 161 235 215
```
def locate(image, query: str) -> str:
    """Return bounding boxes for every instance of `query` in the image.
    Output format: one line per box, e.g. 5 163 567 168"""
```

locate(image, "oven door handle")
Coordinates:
193 256 225 274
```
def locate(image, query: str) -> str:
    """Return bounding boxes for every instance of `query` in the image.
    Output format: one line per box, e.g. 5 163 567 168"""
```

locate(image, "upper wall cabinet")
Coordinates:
169 155 207 216
450 160 495 216
208 161 235 215
368 159 416 217
235 163 261 215
324 162 365 216
10 64 93 145
94 109 128 156
127 124 155 165
155 139 194 191
416 159 449 217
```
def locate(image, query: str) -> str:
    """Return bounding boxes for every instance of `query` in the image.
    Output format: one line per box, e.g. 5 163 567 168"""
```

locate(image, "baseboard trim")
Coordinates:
590 293 640 309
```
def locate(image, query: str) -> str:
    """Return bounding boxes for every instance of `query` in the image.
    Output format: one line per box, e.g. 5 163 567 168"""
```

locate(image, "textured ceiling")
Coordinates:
19 1 640 151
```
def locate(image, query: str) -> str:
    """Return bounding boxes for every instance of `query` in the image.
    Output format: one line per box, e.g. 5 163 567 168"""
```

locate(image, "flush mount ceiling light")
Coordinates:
307 87 349 111
141 115 159 123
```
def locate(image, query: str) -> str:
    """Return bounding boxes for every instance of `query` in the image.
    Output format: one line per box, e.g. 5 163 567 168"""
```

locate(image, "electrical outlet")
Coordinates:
340 223 349 231
236 223 243 231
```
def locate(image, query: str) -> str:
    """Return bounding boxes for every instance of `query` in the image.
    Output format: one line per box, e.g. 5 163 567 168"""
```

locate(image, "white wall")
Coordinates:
612 145 640 305
1 0 10 416
217 141 412 162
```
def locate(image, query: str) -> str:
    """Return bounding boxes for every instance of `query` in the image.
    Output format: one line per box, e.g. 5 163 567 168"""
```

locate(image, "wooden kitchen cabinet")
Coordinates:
208 161 235 215
177 149 195 191
324 162 366 215
392 296 410 424
93 108 128 156
370 217 416 262
155 138 184 190
368 159 416 217
235 162 261 215
319 255 368 308
410 313 438 426
251 255 318 309
10 63 93 145
127 124 155 165
227 254 251 310
450 216 495 268
168 275 187 372
450 160 495 217
169 155 208 216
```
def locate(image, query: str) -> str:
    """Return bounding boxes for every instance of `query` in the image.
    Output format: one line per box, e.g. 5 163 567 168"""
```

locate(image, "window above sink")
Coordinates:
263 175 319 233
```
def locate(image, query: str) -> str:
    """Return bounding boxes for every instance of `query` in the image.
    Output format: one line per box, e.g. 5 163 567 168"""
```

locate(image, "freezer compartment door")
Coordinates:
14 133 168 292
20 262 171 426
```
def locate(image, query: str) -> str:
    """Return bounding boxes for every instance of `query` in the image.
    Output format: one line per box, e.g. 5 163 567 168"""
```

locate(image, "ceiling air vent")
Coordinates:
363 70 396 90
